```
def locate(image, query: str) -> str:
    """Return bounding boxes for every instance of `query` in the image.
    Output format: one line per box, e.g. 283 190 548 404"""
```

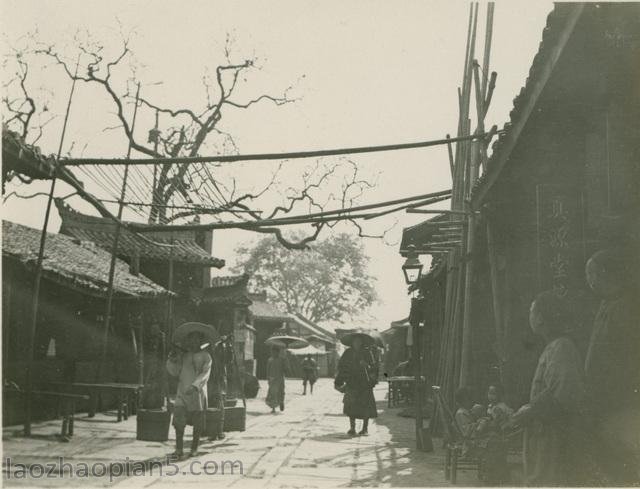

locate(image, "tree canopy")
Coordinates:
235 233 377 323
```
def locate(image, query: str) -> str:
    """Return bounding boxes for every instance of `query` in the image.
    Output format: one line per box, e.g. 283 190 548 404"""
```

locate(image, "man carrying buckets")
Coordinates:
166 322 217 459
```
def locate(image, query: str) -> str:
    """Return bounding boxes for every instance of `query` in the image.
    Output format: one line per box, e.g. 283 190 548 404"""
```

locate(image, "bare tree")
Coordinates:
5 29 383 249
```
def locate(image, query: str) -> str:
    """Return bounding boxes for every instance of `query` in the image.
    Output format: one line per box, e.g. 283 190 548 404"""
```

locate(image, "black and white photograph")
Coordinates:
1 1 639 487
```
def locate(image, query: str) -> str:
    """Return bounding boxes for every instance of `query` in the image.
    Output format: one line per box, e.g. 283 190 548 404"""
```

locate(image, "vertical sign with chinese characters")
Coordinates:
536 185 585 296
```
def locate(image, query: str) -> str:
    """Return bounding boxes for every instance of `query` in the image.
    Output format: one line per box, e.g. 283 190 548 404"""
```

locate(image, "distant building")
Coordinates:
191 274 256 374
288 313 338 377
248 292 292 380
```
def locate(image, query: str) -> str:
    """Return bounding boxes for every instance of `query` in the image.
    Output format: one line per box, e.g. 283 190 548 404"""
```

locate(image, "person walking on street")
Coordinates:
166 331 212 460
266 346 288 413
301 354 317 395
334 333 379 436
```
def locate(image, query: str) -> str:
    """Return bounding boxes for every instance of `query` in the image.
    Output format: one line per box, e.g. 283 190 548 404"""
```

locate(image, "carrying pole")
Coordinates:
98 83 142 382
24 56 80 436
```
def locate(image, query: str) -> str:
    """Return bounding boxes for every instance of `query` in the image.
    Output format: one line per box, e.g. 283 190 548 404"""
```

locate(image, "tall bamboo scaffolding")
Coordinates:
429 3 496 410
23 57 80 436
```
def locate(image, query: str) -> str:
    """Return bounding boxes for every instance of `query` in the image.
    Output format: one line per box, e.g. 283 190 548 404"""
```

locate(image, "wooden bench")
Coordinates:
5 387 89 438
45 382 144 422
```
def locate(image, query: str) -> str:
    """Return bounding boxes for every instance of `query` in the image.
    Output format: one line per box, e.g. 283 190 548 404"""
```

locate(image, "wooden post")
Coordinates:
410 298 423 449
24 57 80 436
138 312 144 387
98 83 141 382
162 231 175 403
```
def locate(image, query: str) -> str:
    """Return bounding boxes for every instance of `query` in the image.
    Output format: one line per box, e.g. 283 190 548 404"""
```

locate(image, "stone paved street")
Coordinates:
4 379 478 487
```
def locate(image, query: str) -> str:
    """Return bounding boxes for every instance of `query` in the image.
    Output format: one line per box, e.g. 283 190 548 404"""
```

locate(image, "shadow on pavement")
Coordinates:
355 398 481 487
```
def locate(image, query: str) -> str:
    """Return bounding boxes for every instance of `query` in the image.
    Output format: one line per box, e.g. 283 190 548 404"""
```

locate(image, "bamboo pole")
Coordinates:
459 2 494 388
486 217 504 362
62 133 491 167
446 134 455 178
98 83 141 382
24 56 80 436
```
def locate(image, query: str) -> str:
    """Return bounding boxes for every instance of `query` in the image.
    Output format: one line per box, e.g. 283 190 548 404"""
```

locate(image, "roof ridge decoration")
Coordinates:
54 199 225 268
209 273 250 288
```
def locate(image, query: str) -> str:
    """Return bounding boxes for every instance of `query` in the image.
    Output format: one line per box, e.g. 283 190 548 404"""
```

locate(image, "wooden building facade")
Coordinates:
2 221 171 425
402 3 640 408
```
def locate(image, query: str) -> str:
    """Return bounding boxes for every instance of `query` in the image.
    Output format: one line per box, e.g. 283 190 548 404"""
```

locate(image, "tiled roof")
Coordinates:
55 200 225 267
192 274 252 305
248 293 290 321
399 214 461 256
390 318 410 329
470 4 586 206
2 220 170 298
290 313 335 343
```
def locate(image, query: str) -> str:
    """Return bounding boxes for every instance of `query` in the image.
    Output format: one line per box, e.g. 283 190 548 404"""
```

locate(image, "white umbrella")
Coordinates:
289 344 327 356
265 335 309 349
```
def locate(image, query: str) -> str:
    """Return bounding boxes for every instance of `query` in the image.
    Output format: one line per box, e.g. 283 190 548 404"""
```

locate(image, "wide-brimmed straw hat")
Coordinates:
265 335 309 350
172 322 219 348
339 328 382 347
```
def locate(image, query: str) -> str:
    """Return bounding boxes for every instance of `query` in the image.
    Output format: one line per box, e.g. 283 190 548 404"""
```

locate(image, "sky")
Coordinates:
1 0 554 330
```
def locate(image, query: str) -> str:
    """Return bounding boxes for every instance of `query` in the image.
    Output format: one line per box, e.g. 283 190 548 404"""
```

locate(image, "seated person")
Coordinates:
455 387 477 438
476 384 514 435
487 384 513 423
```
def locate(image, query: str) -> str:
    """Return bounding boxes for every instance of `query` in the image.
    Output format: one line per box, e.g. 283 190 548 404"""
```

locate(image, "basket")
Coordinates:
223 406 246 432
204 408 223 437
136 409 171 442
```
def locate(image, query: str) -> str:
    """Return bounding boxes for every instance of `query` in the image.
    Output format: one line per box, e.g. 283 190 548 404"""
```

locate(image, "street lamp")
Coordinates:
402 244 424 285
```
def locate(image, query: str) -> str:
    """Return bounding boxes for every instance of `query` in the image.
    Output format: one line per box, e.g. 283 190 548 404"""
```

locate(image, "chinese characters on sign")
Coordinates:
537 185 584 296
547 197 571 296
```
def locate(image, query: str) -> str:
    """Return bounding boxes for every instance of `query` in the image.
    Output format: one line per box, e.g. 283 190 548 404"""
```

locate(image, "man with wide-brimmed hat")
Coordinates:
166 328 213 459
334 330 379 436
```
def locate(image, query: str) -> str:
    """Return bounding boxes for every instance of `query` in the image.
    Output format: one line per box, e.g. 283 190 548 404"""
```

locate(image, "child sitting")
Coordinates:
476 384 514 435
454 387 477 437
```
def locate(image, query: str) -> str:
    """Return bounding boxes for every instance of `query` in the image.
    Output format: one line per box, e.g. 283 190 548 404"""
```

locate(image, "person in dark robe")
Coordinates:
505 290 592 486
334 335 378 436
301 354 318 395
266 346 288 413
584 249 640 483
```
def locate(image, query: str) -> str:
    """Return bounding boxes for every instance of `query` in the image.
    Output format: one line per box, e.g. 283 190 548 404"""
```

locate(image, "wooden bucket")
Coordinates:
223 406 246 432
136 408 171 442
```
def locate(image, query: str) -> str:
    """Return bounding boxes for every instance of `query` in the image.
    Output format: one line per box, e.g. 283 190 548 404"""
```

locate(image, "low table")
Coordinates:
387 376 425 407
45 382 144 422
6 388 89 437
